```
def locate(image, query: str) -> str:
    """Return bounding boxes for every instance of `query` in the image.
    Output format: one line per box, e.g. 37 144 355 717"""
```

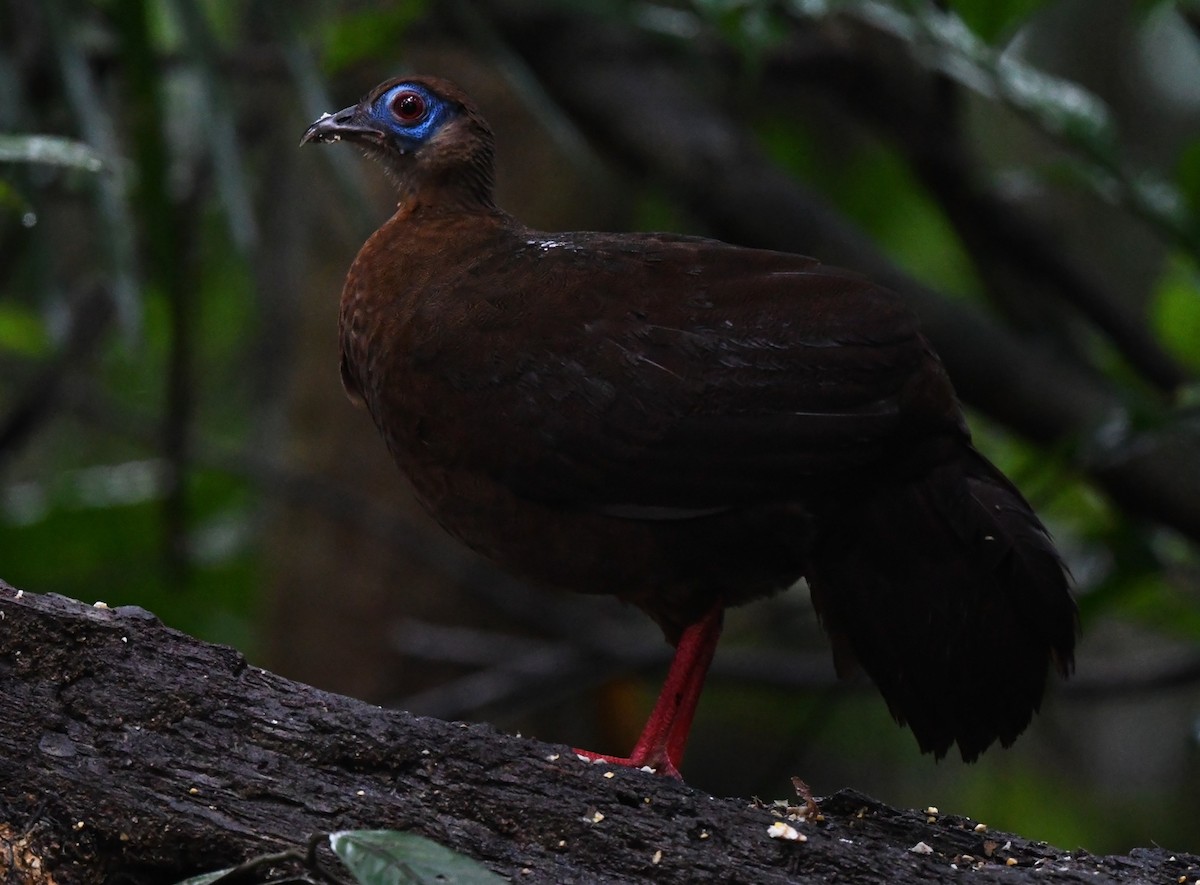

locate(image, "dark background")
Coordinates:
3 0 1200 855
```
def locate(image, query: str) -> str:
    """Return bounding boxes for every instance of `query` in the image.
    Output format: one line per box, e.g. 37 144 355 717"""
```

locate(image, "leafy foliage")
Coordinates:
321 3 431 73
0 134 105 172
172 830 504 885
330 830 506 885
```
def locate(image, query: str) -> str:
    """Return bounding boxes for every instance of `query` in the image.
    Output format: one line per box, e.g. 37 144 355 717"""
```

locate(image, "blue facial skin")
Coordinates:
371 83 453 153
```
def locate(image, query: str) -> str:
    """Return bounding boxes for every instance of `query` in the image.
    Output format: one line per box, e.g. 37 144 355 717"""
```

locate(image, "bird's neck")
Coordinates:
393 161 497 216
397 190 496 218
378 190 517 254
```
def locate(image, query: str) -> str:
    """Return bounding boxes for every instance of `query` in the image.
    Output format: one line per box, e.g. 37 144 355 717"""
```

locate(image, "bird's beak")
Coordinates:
300 104 385 147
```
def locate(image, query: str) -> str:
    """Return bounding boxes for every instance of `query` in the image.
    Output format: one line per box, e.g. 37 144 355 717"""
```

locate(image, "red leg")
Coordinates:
574 605 723 778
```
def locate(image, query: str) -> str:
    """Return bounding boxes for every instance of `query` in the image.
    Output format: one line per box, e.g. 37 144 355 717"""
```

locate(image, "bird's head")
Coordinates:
302 76 496 207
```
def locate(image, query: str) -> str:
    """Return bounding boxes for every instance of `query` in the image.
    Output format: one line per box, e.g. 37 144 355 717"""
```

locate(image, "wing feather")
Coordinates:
377 228 958 514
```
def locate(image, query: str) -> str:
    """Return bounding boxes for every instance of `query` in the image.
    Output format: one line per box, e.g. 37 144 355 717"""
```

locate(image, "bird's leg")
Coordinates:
574 604 723 778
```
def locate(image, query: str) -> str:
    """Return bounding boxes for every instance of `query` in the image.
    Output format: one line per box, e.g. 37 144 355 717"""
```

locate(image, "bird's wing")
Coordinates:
396 231 963 514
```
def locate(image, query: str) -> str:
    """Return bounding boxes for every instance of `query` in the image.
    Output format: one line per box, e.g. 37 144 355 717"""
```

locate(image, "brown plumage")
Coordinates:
302 76 1077 777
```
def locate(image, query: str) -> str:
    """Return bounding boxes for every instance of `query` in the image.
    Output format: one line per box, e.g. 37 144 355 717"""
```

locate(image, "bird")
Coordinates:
302 75 1077 779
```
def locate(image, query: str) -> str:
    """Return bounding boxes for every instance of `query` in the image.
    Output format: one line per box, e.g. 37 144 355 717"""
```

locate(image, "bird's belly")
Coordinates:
403 460 810 639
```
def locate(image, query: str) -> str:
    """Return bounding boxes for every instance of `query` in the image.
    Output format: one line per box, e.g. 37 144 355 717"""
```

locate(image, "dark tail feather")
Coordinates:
807 448 1077 761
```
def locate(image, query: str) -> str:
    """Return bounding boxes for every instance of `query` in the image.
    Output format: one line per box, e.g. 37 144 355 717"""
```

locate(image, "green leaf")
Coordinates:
0 134 105 172
947 0 1046 42
1152 254 1200 371
1176 138 1200 227
321 4 428 73
171 870 234 885
329 830 506 885
0 179 29 215
0 302 51 357
691 0 790 61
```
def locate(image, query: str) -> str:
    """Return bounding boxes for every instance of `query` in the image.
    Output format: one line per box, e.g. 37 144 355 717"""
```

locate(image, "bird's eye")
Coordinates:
389 90 427 124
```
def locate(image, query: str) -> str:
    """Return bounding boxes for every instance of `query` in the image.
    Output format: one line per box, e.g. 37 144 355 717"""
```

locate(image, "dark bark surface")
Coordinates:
0 582 1194 884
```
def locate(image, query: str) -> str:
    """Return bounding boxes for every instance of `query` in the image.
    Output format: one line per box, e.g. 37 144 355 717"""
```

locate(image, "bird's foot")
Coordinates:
571 746 682 779
566 606 724 781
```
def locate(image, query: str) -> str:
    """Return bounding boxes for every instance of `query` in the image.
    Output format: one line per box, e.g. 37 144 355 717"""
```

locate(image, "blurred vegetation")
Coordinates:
3 0 1200 858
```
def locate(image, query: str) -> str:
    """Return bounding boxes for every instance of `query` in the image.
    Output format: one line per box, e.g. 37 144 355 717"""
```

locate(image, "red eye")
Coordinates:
390 90 427 123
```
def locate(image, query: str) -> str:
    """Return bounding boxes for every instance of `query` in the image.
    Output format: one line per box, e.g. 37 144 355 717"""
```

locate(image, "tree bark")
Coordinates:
0 582 1195 884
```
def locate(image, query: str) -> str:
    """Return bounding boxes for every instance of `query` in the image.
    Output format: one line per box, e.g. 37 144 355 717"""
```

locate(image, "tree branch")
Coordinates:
1 583 1195 883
